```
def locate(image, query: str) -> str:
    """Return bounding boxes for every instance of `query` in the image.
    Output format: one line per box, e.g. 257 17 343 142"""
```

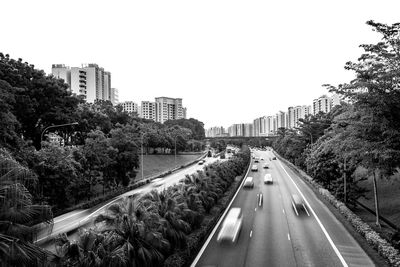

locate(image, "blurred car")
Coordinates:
254 157 260 163
272 157 277 160
261 157 264 160
291 194 309 216
152 178 164 187
217 208 243 243
198 159 206 165
264 174 273 184
243 177 254 188
251 164 258 172
263 163 269 169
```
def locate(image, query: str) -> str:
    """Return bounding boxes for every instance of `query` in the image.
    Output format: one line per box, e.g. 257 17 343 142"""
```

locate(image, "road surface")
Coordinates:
192 149 375 267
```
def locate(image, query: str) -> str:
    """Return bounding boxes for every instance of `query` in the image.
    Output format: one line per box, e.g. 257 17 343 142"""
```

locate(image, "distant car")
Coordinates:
264 174 273 184
261 158 264 161
217 208 243 243
198 159 205 165
263 163 269 169
272 157 277 160
243 177 254 188
251 164 258 172
291 194 309 216
254 157 260 163
152 178 164 187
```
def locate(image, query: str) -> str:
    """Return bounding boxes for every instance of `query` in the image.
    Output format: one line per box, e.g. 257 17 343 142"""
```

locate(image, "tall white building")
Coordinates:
312 94 339 115
140 101 157 121
206 126 226 138
288 105 311 129
244 123 253 137
155 97 184 123
52 63 112 103
121 101 139 114
110 88 118 105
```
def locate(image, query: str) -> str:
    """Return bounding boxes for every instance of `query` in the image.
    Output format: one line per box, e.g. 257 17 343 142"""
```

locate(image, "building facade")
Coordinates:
121 101 139 114
52 63 112 103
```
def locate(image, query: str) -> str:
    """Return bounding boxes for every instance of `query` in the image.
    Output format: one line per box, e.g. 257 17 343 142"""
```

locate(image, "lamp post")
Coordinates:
40 122 79 147
141 132 146 180
174 137 177 168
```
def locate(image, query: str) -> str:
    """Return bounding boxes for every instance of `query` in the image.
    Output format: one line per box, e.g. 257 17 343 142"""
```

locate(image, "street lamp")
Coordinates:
40 122 79 146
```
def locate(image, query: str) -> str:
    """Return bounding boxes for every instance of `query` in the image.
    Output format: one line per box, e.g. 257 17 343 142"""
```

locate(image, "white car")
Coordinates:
264 174 273 184
217 208 243 243
243 177 254 188
251 164 258 172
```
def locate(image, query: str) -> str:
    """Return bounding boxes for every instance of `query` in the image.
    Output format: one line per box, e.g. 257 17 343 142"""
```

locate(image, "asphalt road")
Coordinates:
192 149 376 267
36 152 228 250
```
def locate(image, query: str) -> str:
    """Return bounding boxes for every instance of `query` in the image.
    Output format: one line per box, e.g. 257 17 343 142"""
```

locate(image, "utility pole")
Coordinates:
344 156 347 203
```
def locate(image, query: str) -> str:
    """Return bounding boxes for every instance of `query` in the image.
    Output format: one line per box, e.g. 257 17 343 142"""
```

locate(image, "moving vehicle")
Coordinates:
263 163 269 169
291 194 310 216
198 159 206 165
152 178 164 187
251 164 258 172
254 157 260 163
264 174 273 184
217 208 243 243
272 157 277 160
243 177 254 188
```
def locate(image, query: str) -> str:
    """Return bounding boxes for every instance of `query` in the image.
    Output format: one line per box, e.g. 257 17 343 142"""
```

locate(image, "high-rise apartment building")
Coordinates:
312 94 339 115
52 63 111 103
206 126 226 138
140 101 157 121
121 101 139 114
243 123 253 137
110 88 118 105
253 116 268 137
288 105 311 129
155 97 184 123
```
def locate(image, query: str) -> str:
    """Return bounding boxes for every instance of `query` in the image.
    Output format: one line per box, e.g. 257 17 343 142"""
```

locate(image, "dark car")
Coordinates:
291 194 310 216
272 157 277 160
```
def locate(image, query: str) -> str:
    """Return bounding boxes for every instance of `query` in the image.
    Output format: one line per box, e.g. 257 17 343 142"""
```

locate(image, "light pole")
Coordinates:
174 137 177 168
141 132 146 180
40 122 79 147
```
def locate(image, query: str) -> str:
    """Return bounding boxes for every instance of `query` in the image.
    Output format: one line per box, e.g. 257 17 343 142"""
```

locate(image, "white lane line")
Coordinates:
277 160 348 267
282 209 285 214
250 230 253 238
191 160 252 267
254 208 257 211
288 233 291 240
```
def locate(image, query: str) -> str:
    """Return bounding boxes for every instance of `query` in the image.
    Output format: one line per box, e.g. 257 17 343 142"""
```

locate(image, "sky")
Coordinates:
1 0 400 128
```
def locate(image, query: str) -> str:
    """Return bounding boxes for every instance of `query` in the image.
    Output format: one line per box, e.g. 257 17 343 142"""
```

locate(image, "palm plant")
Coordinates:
0 148 54 266
141 190 190 250
94 197 169 267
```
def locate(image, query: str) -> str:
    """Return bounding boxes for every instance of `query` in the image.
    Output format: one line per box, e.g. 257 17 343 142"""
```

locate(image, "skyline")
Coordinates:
2 0 400 128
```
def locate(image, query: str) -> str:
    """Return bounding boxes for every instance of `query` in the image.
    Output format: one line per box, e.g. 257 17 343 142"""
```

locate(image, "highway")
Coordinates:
192 149 376 267
36 153 227 249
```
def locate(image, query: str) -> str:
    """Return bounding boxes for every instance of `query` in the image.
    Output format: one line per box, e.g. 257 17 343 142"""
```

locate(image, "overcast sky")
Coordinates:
2 0 399 128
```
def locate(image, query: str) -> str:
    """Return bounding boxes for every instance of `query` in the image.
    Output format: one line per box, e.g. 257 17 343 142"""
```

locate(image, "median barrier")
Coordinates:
273 151 400 267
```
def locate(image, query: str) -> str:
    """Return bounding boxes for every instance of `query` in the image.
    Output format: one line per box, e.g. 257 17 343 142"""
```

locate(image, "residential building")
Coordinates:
121 101 139 114
288 105 311 129
52 63 112 103
312 94 339 115
206 126 226 138
110 88 118 105
140 101 157 121
155 97 184 123
244 123 253 137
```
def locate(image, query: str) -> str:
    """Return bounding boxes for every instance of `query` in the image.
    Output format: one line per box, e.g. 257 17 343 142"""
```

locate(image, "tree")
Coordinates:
0 53 81 149
82 130 117 195
326 21 400 226
108 124 140 187
164 118 205 140
0 80 21 149
0 148 54 266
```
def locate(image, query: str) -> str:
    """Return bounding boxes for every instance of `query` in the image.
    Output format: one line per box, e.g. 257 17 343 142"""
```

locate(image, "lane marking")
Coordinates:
250 230 253 238
288 233 291 241
282 209 285 214
254 208 257 211
277 160 348 267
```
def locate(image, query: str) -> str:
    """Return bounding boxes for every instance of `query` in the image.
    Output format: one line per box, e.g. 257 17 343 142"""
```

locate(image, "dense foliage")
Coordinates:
55 147 250 266
273 21 400 211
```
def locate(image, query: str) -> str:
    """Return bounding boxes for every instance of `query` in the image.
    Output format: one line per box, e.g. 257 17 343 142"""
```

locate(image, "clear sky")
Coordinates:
1 0 399 128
